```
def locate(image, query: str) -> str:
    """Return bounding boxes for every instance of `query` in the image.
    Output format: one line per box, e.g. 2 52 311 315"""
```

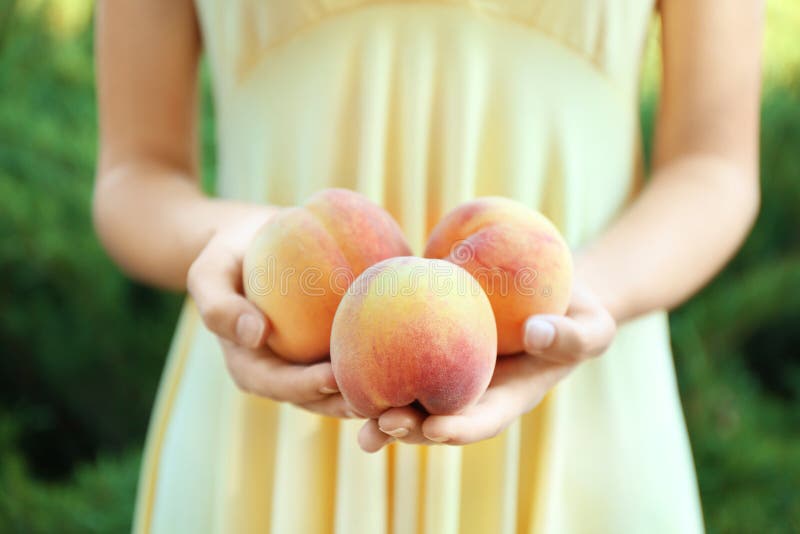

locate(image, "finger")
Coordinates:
523 309 615 362
377 406 429 444
298 394 359 419
421 356 571 446
188 244 268 348
421 387 519 446
222 340 339 403
358 419 395 453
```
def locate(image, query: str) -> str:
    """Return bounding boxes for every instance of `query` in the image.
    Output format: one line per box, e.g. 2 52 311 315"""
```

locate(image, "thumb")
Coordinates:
188 244 270 348
523 311 615 362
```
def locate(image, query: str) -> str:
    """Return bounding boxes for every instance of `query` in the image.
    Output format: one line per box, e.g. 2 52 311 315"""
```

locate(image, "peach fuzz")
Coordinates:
330 257 497 418
243 188 411 363
424 197 573 355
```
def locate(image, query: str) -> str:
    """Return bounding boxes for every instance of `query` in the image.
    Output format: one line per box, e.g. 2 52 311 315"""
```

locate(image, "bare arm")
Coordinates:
93 0 347 417
93 0 268 290
578 0 763 322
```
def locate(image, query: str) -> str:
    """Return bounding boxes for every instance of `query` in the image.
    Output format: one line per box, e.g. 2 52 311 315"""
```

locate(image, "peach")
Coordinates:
425 197 572 355
330 257 497 418
243 188 411 363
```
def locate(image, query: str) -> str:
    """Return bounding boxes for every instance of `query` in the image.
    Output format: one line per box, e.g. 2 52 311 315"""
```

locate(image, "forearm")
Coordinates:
92 161 270 290
577 155 759 323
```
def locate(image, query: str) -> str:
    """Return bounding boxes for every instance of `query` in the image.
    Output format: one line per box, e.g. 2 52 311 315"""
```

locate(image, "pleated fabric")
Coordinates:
133 2 704 532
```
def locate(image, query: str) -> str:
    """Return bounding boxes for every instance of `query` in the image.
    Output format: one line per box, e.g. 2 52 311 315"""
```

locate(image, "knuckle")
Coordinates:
307 366 333 393
587 317 616 359
222 351 249 393
606 315 618 339
482 411 511 440
201 301 230 333
569 328 596 359
186 261 199 297
232 375 252 394
186 260 203 294
227 364 252 394
556 352 581 364
273 379 302 404
223 349 270 398
219 249 240 273
489 423 505 440
335 405 352 419
586 349 602 360
573 330 590 354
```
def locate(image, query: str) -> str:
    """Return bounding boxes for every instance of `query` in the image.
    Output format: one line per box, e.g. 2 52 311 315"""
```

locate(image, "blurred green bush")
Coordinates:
0 4 182 531
640 85 800 533
0 1 798 533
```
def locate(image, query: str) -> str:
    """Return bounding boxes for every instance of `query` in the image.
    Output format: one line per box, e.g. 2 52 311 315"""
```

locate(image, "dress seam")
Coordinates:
228 0 628 98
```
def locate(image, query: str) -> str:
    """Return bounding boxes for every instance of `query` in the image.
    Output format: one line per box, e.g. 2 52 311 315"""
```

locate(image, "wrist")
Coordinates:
573 250 628 324
200 199 280 251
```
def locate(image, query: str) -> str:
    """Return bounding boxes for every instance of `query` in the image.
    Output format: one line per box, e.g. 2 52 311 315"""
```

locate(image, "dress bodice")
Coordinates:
135 6 706 534
194 0 655 250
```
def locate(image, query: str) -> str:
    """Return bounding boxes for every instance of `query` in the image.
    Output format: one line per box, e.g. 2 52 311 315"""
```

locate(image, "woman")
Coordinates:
93 1 762 532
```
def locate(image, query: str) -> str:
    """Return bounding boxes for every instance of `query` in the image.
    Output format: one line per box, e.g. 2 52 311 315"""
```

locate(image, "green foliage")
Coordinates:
0 1 798 533
667 84 800 533
0 1 181 481
641 80 800 531
0 413 140 534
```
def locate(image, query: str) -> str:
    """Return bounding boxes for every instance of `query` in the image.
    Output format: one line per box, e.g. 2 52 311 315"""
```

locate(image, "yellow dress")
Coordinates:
134 1 704 532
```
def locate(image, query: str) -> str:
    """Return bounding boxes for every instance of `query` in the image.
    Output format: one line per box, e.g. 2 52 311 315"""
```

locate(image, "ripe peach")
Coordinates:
330 257 497 418
243 189 411 363
425 197 572 355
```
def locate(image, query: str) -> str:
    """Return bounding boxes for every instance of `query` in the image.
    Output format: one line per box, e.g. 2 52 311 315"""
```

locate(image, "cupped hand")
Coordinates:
186 205 357 419
358 281 616 452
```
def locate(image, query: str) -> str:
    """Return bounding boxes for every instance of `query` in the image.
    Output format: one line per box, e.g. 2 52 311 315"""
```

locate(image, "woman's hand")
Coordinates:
357 281 616 452
187 205 357 419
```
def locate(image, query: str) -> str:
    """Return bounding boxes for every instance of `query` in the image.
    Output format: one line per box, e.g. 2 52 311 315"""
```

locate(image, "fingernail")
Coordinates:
236 313 264 347
525 318 556 352
426 435 449 443
380 427 409 438
319 385 339 394
345 410 357 418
